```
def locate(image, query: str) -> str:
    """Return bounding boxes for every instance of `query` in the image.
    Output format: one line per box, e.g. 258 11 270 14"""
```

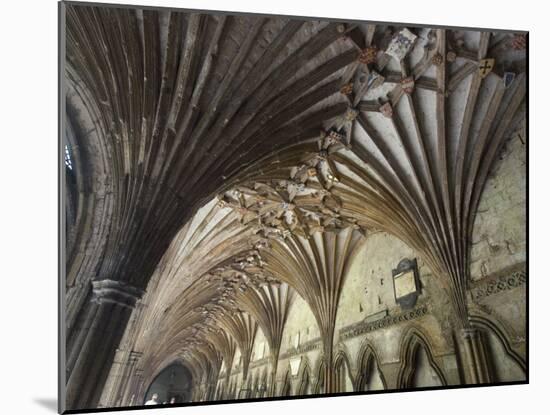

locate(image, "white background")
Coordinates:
0 0 544 413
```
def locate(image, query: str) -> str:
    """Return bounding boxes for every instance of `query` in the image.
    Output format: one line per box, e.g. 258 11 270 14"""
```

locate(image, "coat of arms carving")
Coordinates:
479 58 495 78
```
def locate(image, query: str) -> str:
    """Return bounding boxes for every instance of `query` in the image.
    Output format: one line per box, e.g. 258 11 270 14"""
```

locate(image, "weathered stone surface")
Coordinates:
62 3 527 409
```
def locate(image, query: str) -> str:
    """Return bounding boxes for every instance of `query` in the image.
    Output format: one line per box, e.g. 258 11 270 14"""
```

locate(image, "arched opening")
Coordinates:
334 355 353 393
280 371 292 397
258 369 268 398
471 316 526 383
298 366 312 395
251 373 259 398
483 329 525 382
410 346 444 388
357 349 386 391
143 363 193 405
314 360 326 394
61 6 527 411
398 332 446 388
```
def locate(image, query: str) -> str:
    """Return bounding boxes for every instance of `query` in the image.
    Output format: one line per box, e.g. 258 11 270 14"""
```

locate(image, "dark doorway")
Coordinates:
143 363 193 404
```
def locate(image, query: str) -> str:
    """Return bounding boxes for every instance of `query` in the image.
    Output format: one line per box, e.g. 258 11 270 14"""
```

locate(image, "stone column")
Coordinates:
324 360 336 393
120 351 143 405
65 279 143 410
124 367 144 406
461 328 491 384
99 349 143 407
97 348 128 407
269 360 278 397
323 335 336 394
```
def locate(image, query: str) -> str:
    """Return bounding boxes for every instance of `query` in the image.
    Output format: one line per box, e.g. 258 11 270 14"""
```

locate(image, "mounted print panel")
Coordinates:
392 258 421 309
394 271 416 299
59 0 528 413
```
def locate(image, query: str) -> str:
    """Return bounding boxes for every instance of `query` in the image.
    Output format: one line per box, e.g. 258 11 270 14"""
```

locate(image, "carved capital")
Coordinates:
92 279 144 309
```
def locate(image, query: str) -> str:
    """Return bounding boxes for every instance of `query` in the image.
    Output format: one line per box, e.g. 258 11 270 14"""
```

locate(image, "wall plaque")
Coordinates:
392 258 421 309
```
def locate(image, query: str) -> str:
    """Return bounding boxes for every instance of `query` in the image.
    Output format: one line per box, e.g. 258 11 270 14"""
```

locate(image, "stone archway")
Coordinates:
297 361 312 396
280 371 293 397
356 344 386 392
334 352 354 393
397 330 447 389
313 359 326 394
470 315 526 383
61 4 527 409
143 363 194 405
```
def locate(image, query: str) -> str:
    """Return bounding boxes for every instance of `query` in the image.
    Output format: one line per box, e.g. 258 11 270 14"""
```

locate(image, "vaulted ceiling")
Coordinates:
65 3 526 395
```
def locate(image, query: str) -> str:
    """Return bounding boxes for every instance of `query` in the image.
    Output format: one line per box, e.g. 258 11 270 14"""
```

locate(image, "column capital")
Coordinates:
92 279 144 309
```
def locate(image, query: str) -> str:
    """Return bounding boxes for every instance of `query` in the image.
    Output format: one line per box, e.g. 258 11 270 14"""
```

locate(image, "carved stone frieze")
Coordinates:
469 264 526 301
339 304 429 340
279 337 322 359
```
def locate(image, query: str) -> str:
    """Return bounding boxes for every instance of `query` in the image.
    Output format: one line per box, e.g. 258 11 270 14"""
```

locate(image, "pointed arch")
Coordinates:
142 362 194 404
355 340 387 391
312 356 327 394
334 349 355 392
280 369 293 397
215 311 258 382
236 282 295 396
261 366 270 396
296 356 313 395
397 327 447 388
262 227 365 393
469 313 526 381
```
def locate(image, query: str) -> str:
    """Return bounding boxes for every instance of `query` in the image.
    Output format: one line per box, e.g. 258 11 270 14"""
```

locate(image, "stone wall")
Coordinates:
470 118 526 282
211 116 527 398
